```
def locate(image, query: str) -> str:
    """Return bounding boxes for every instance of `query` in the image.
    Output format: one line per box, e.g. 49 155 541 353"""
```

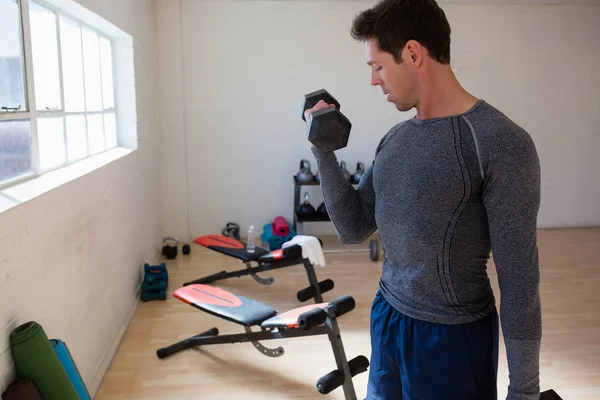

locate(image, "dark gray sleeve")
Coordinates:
310 147 377 245
481 127 542 400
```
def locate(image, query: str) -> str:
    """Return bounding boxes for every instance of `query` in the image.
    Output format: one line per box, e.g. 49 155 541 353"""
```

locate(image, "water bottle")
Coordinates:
247 225 255 253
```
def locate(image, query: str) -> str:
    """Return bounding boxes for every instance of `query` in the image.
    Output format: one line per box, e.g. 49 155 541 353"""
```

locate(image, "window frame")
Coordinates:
0 0 119 190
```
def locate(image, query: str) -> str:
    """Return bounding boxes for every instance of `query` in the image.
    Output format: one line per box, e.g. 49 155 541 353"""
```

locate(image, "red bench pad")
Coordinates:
174 284 277 326
194 235 269 262
261 303 329 329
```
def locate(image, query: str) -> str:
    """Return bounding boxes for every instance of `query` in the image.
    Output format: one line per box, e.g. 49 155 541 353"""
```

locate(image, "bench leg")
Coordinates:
157 325 328 359
313 303 369 400
183 271 227 285
324 315 357 400
303 259 323 303
156 327 219 359
245 261 275 285
183 262 274 286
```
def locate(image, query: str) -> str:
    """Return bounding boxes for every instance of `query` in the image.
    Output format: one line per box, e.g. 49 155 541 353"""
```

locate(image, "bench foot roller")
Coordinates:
317 355 370 395
297 279 334 302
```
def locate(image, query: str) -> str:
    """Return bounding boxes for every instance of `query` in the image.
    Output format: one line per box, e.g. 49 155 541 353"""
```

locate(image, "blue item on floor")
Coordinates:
49 339 91 400
261 223 296 250
142 263 168 301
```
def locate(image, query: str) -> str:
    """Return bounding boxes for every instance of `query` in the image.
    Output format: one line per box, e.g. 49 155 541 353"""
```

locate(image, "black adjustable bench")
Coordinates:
157 283 369 399
184 235 334 303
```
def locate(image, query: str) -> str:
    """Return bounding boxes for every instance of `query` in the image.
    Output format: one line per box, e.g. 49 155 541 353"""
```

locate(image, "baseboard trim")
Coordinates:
88 281 142 397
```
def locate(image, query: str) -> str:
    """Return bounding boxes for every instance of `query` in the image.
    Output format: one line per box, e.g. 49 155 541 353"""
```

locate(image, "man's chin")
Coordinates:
394 103 413 112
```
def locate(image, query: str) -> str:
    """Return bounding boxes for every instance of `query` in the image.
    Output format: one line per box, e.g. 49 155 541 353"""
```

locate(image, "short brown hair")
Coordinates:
350 0 452 64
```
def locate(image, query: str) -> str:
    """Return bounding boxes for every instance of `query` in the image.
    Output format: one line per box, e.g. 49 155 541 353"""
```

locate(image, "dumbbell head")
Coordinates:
307 108 351 152
302 89 341 122
302 89 351 153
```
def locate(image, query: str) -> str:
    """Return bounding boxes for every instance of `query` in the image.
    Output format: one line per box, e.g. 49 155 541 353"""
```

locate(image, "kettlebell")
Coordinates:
340 161 351 181
296 159 314 182
296 192 316 217
317 202 328 217
352 162 365 183
162 237 179 260
222 222 241 240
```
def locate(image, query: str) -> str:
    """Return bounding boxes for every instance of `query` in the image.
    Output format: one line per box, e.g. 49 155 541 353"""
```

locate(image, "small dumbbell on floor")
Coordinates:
540 390 563 400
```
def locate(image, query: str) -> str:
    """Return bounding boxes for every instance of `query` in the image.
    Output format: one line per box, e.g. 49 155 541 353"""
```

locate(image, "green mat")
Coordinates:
10 321 79 400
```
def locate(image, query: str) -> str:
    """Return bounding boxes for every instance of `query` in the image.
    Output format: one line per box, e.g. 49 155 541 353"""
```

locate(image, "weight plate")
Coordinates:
369 239 379 261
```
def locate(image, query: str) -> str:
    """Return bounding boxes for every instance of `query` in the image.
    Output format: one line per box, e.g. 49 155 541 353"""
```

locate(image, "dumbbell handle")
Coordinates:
307 105 338 122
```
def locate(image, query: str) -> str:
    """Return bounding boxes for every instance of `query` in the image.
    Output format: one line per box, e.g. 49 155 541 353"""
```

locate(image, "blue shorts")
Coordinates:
367 290 499 400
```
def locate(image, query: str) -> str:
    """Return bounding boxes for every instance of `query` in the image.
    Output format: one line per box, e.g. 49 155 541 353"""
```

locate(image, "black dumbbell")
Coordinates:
540 390 563 400
302 89 352 153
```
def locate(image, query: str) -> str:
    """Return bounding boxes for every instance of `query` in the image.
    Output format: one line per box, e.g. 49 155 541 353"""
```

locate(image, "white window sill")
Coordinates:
0 147 133 215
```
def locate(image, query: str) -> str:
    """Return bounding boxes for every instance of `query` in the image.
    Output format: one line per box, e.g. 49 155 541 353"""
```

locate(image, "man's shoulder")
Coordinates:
466 101 539 165
467 101 529 138
466 101 537 152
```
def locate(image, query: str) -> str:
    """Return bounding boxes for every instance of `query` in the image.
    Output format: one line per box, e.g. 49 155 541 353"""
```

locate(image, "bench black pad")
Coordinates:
195 235 269 262
261 302 329 329
258 244 303 263
174 284 277 326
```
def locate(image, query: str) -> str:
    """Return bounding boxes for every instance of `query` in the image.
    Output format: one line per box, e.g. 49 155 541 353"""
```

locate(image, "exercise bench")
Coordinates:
184 235 333 303
157 284 369 399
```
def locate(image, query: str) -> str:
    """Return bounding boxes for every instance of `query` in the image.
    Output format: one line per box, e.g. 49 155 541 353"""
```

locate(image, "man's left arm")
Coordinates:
482 126 542 400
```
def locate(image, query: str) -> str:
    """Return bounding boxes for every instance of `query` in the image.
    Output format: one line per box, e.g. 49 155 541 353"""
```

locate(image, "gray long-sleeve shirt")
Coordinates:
311 100 541 399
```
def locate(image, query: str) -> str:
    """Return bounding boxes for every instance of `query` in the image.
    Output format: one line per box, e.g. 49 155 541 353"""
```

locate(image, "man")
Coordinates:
304 0 542 399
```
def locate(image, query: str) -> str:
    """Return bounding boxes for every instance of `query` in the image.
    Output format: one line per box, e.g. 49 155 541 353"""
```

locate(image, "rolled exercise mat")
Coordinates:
261 224 284 250
9 321 79 400
1 378 42 400
272 216 290 237
49 339 91 400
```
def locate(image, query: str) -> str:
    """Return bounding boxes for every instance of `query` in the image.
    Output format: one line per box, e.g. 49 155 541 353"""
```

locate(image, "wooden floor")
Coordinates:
95 228 600 399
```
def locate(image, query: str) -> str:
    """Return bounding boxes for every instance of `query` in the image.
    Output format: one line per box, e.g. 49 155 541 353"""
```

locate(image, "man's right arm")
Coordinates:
310 147 377 245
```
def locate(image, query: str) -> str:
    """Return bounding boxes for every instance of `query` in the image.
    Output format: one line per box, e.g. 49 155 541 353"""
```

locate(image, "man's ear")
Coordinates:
404 40 423 67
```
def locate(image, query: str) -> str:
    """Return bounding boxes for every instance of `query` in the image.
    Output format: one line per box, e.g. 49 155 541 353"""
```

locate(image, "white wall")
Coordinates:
0 0 161 396
157 0 600 240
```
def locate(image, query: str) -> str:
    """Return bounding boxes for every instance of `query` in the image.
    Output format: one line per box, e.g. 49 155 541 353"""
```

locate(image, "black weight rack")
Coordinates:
293 176 381 261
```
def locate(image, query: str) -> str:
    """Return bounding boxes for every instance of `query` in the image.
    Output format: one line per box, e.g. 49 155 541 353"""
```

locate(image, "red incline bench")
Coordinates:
185 234 334 303
157 284 369 399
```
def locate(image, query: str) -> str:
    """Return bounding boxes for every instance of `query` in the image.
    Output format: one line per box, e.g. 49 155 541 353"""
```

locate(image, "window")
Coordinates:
0 0 118 188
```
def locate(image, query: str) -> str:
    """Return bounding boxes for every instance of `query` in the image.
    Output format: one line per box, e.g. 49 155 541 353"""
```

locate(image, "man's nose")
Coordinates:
370 71 381 86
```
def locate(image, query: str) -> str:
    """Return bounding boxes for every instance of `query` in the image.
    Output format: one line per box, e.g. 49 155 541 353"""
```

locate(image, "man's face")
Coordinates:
365 38 418 112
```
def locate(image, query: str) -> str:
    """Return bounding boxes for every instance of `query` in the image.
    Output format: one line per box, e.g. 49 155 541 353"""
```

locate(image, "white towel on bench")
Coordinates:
282 235 326 267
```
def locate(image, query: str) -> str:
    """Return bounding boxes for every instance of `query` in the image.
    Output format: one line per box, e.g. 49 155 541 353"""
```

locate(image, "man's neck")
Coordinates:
414 64 479 120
